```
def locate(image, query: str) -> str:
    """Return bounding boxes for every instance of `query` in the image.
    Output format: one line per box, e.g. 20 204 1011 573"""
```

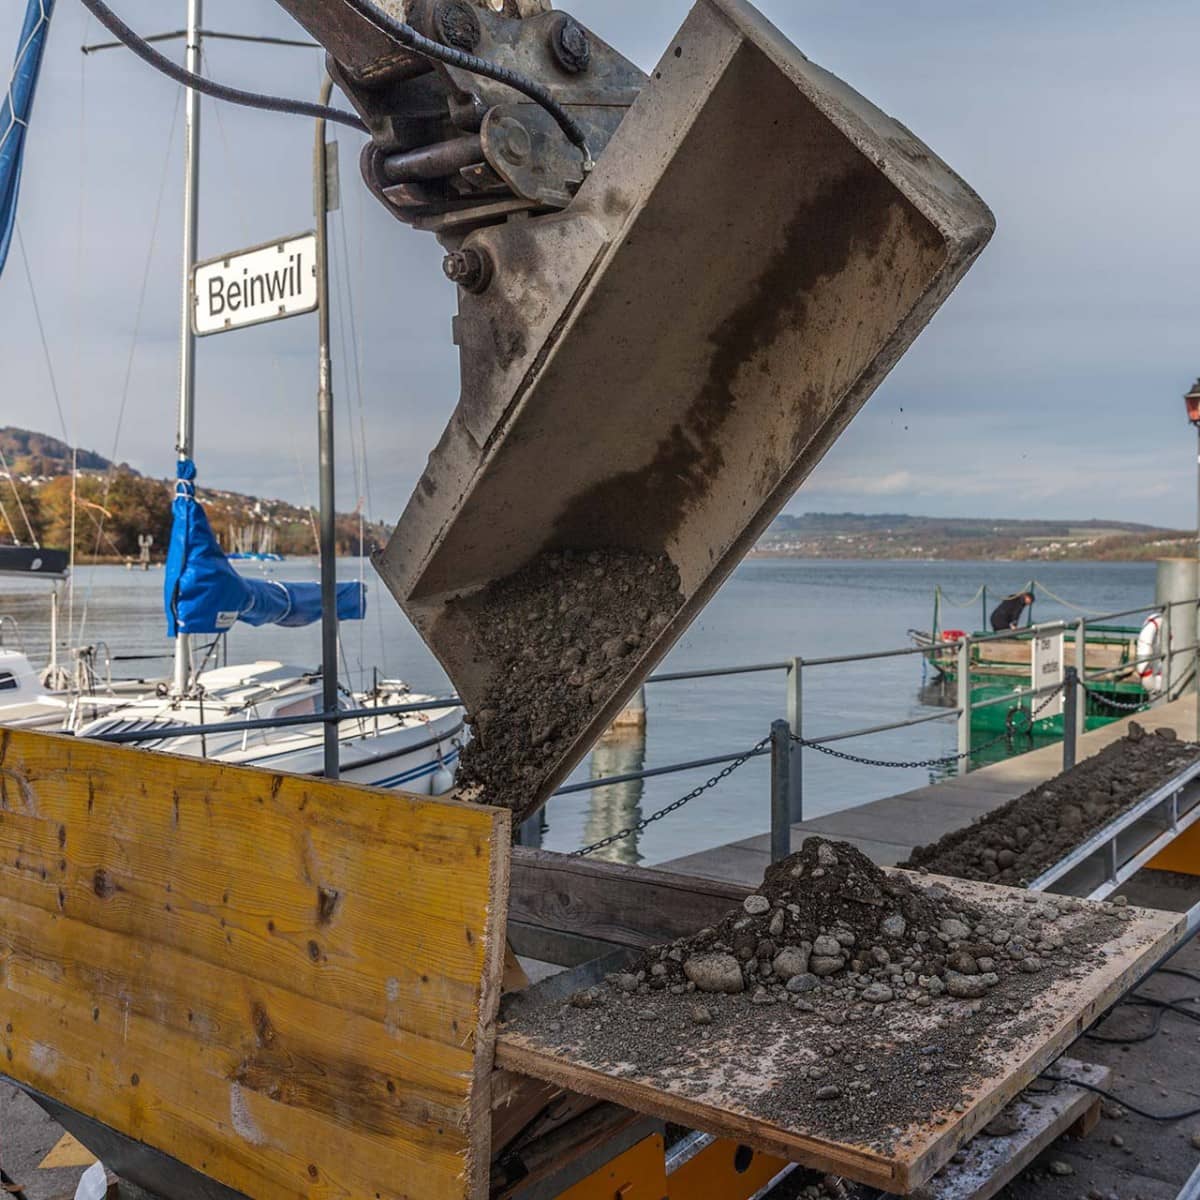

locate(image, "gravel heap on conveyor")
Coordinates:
901 723 1199 885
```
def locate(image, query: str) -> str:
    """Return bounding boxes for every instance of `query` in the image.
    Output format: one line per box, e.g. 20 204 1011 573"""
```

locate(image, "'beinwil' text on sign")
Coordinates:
192 234 318 336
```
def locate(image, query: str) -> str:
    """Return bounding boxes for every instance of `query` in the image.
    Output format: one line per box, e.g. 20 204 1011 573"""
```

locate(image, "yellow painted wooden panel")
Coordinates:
0 728 511 1200
1148 821 1200 876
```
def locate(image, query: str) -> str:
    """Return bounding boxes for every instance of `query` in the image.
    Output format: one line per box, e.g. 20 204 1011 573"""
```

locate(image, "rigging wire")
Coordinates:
76 85 183 645
74 0 367 131
0 442 38 546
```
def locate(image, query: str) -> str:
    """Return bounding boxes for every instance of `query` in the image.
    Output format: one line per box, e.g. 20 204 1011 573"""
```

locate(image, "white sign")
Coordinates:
1031 632 1065 721
191 233 317 336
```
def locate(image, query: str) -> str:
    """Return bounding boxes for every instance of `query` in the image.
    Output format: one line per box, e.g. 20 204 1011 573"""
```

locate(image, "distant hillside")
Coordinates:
760 513 1189 562
0 426 118 477
0 427 390 560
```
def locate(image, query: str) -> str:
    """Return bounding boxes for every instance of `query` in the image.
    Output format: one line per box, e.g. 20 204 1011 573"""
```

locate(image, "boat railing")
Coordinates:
0 614 27 654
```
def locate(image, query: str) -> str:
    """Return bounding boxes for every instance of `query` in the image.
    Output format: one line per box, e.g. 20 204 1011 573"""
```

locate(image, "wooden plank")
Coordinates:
509 849 749 948
497 873 1184 1194
911 1058 1110 1200
0 728 511 1200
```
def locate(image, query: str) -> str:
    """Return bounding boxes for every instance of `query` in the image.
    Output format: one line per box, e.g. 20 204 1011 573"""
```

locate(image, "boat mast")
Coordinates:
172 0 202 698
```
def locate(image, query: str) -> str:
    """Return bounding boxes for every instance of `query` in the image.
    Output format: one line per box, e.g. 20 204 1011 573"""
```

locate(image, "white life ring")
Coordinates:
1136 613 1163 692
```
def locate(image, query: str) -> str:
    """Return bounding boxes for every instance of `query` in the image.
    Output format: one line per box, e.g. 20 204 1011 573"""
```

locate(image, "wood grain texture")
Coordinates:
509 848 748 949
0 728 511 1200
498 873 1185 1194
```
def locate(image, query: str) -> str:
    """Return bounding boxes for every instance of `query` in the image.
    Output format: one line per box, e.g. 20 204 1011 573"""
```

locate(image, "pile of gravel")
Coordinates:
506 838 1135 1149
901 724 1199 885
598 837 1084 1015
452 547 682 817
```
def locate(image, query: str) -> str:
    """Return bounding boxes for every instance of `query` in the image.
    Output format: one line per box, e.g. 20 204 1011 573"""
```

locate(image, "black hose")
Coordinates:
1039 1074 1200 1123
76 0 368 132
336 0 594 169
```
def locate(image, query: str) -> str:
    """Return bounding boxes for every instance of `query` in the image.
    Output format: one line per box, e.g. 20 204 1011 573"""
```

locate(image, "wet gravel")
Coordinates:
901 724 1200 885
452 547 682 817
502 839 1143 1154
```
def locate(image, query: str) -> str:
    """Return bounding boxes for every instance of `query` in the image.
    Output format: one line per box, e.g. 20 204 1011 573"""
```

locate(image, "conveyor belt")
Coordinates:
1026 760 1200 901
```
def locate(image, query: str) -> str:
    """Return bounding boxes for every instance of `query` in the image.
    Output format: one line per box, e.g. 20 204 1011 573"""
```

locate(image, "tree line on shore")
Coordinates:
0 470 390 560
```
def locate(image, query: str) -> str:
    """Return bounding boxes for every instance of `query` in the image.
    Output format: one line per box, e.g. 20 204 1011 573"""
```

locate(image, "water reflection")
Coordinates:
580 726 647 866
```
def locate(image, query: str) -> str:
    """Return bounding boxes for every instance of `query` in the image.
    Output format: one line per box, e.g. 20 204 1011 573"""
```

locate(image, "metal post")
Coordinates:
314 76 339 781
770 719 791 863
1062 667 1078 771
1195 423 1200 741
1161 602 1173 702
172 0 202 698
1073 617 1087 738
786 657 803 822
956 635 971 776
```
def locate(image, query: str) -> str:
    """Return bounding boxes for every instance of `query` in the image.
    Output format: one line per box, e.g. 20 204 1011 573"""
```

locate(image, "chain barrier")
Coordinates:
793 683 1066 770
569 683 1071 856
570 736 770 858
1083 682 1156 713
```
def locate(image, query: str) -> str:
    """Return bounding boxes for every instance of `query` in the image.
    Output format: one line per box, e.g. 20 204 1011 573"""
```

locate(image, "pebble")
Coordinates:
1019 956 1042 974
881 914 907 939
773 945 811 981
743 895 770 916
810 955 845 977
768 910 786 938
1101 1102 1126 1120
940 918 971 941
861 983 894 1004
1191 1132 1200 1151
816 1086 842 1101
1047 1161 1074 1177
683 953 745 995
786 973 820 995
945 972 990 999
1110 1134 1124 1148
813 935 842 958
816 843 840 867
611 973 639 994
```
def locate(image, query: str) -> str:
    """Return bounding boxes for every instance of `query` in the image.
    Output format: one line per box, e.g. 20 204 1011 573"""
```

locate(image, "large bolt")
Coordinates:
549 13 590 74
434 0 481 52
493 116 532 165
442 247 493 293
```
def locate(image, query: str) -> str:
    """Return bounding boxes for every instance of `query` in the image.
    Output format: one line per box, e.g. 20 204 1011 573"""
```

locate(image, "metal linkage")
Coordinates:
570 736 771 858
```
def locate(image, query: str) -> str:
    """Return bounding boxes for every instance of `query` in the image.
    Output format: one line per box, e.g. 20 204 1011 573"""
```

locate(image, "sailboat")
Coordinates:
0 3 464 793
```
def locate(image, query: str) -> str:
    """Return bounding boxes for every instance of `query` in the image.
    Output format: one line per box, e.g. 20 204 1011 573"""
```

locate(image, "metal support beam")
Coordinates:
314 76 339 781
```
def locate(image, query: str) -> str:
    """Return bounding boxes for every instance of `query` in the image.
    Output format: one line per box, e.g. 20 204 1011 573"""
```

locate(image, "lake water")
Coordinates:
0 557 1159 865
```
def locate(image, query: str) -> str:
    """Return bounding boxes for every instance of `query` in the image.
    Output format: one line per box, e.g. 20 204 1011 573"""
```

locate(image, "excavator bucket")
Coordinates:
373 0 994 821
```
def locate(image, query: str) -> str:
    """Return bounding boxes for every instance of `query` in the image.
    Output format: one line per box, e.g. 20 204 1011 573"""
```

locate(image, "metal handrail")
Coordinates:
87 697 463 744
802 707 954 747
552 745 771 796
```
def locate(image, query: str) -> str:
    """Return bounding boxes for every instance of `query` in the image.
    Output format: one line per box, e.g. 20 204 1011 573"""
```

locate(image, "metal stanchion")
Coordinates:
786 657 803 822
1063 667 1078 771
956 636 972 776
770 719 791 864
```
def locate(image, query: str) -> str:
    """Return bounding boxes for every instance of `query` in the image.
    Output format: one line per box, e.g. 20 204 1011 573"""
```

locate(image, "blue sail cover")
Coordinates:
0 0 55 278
165 460 366 635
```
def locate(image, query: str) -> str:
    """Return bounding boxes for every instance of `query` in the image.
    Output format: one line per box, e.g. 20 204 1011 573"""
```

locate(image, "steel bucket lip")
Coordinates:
374 0 995 823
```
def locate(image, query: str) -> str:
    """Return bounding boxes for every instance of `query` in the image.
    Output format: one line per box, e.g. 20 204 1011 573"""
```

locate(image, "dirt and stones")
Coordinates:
502 838 1149 1154
901 725 1199 886
452 547 682 816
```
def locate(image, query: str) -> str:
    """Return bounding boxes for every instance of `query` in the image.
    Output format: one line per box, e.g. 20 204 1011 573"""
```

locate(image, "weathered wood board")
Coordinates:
497 872 1184 1194
0 728 511 1200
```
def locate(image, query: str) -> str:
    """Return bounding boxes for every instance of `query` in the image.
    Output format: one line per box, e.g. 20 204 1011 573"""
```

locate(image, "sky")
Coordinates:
2 1 1200 529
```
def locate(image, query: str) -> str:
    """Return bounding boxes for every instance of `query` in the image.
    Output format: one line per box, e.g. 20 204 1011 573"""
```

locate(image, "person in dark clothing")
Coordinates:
991 591 1034 631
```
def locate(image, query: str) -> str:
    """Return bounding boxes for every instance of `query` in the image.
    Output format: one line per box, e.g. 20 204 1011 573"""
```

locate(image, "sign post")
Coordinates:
191 233 318 336
1032 631 1065 721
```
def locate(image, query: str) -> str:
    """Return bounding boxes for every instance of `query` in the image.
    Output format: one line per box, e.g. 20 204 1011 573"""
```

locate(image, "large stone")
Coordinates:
810 955 845 977
786 973 819 994
861 983 894 1004
683 953 745 995
940 918 971 941
772 945 811 981
881 913 907 939
944 972 989 999
812 935 842 957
